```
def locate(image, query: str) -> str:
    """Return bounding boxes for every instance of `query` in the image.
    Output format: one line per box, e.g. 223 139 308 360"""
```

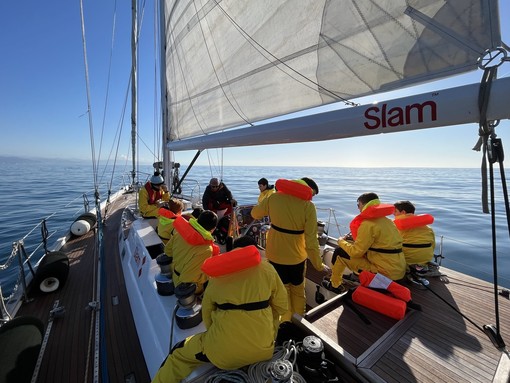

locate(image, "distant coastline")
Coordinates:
0 155 479 170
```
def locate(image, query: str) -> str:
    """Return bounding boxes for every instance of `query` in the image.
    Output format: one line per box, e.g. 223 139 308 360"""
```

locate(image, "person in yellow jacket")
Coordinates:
324 192 406 293
251 177 327 322
139 173 170 218
393 200 435 267
165 210 218 294
257 177 275 203
151 237 288 383
157 198 184 244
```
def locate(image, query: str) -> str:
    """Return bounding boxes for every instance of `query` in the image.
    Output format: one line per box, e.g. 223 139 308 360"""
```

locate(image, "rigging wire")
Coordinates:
95 0 118 176
206 148 224 181
79 0 98 191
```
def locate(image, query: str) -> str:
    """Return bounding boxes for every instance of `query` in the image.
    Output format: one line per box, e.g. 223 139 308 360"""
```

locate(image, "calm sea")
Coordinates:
1 156 509 294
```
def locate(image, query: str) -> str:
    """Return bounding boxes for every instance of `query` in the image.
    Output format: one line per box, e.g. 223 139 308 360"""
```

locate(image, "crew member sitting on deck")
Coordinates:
157 198 184 244
164 210 219 295
323 192 406 294
202 177 237 217
151 236 288 383
393 200 435 268
257 177 275 203
139 172 170 218
251 177 327 322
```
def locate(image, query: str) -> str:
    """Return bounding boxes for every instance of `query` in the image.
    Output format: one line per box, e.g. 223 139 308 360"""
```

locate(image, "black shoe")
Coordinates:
321 277 346 294
343 273 360 286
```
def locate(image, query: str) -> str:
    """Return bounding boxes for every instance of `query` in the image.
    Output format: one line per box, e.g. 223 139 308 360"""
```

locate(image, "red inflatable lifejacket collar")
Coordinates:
394 214 434 230
275 179 313 201
201 245 261 277
173 215 212 246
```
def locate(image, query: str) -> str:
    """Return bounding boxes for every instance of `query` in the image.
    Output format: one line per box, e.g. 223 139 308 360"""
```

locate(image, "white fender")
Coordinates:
71 219 91 236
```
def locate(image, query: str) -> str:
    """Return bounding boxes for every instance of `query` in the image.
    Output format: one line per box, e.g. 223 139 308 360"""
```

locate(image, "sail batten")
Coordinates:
162 0 501 144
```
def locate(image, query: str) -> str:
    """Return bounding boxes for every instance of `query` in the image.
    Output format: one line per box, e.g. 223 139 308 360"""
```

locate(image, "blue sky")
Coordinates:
1 1 509 168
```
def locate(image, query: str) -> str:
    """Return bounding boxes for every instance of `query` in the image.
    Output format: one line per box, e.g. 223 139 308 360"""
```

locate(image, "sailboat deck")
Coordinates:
14 194 510 382
16 192 150 383
304 266 510 383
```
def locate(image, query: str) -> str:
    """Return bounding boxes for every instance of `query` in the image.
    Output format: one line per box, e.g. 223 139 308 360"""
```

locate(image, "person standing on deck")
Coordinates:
393 200 435 268
202 178 237 217
251 177 327 322
323 192 406 293
257 177 275 203
164 210 219 295
151 236 287 383
157 198 184 245
139 172 170 218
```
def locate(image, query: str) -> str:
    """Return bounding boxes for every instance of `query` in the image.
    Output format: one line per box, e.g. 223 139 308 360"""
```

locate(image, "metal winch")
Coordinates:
269 359 293 383
174 283 202 329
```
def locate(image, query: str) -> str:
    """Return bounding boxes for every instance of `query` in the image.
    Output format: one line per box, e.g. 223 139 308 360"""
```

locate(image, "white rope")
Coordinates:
206 340 307 383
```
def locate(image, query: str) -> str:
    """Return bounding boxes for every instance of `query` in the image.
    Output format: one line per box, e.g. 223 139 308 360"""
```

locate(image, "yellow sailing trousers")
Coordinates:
281 281 306 322
151 334 208 383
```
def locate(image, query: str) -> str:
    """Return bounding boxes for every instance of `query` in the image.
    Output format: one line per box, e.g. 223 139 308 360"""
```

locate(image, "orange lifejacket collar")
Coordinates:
158 208 178 220
394 214 434 230
350 203 395 240
173 215 212 246
275 179 312 201
201 245 261 277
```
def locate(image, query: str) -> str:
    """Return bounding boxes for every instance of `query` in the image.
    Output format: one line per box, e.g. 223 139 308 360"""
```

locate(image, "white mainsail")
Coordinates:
161 0 504 150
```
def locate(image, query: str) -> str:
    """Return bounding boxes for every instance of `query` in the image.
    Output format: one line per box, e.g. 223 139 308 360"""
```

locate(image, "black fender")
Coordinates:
34 251 70 293
0 316 44 383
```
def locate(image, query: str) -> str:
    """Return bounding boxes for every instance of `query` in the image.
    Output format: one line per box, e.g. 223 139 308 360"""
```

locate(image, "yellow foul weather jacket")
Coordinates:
338 216 406 281
138 183 169 218
251 192 323 270
157 209 178 242
201 259 288 369
394 214 435 265
166 217 216 292
258 187 276 203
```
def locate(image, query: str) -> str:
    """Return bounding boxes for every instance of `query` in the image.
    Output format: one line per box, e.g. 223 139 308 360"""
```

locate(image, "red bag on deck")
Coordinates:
352 286 407 320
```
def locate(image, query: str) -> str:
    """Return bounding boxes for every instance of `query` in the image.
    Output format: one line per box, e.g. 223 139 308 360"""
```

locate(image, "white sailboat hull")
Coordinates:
119 210 209 378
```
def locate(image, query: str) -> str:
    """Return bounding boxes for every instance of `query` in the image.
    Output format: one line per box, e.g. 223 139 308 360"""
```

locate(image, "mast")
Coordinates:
158 0 172 192
130 0 137 186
